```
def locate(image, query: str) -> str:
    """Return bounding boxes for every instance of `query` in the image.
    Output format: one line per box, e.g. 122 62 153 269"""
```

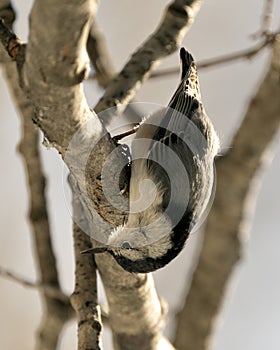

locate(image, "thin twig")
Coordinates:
0 266 70 303
151 31 279 79
0 265 110 326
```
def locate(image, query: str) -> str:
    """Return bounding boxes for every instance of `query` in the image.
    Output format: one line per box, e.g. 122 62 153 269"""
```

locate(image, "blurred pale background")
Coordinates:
0 0 280 349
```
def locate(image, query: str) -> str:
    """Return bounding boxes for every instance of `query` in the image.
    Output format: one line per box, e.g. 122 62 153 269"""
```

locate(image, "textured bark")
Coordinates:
173 35 280 350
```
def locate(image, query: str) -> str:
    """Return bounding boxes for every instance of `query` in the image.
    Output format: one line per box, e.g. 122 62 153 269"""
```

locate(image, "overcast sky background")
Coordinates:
0 1 280 349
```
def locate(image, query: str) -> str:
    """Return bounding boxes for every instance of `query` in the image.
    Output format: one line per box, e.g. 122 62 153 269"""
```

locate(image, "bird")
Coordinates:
82 48 220 273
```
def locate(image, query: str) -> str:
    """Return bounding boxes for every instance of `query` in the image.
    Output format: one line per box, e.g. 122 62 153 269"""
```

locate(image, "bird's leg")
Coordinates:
112 123 140 142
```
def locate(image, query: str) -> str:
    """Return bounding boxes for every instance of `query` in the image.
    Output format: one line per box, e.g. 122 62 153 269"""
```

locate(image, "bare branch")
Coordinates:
94 0 203 120
173 34 280 350
70 193 102 350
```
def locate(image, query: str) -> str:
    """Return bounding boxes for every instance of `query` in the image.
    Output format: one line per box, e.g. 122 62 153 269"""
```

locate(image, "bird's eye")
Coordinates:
121 241 132 249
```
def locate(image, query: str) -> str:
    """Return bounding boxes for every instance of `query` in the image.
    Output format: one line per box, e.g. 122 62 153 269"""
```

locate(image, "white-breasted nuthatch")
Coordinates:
82 48 219 273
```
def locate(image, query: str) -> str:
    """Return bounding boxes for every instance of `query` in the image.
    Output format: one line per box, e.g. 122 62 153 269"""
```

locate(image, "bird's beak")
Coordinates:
80 246 109 255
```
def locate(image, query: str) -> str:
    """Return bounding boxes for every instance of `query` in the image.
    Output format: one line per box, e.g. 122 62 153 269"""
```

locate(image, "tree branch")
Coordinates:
173 34 280 350
94 0 203 120
70 192 102 350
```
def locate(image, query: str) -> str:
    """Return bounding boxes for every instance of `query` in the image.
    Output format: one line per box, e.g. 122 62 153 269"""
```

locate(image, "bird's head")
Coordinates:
81 215 176 273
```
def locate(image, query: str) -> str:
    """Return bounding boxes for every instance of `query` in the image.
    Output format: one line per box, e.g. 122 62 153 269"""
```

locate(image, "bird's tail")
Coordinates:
179 47 201 102
180 47 194 80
